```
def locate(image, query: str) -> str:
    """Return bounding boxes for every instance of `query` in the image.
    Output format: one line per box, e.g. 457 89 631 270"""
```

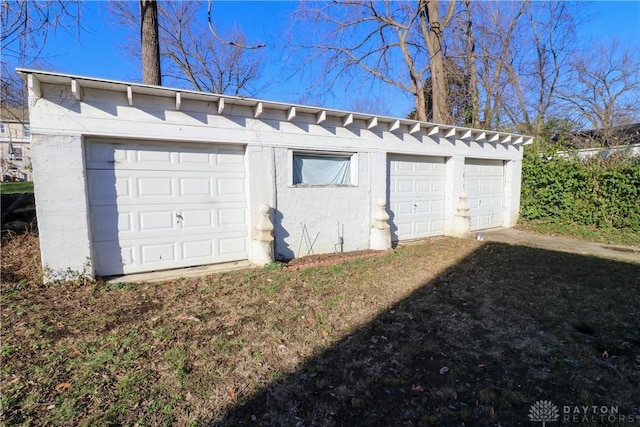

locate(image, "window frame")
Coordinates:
11 145 23 161
22 125 31 138
289 150 359 187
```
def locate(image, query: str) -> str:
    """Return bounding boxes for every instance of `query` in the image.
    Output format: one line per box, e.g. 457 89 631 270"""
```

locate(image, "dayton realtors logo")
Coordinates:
529 400 640 425
529 400 559 426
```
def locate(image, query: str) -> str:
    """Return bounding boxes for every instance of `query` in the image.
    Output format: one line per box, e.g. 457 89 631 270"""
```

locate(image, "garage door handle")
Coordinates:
176 213 184 222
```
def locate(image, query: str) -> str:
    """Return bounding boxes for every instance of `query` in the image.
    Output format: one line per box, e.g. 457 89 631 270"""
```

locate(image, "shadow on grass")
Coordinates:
211 242 640 426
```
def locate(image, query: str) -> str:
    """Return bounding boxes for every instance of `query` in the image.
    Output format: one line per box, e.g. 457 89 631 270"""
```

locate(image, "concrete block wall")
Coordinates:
23 71 530 280
31 133 93 278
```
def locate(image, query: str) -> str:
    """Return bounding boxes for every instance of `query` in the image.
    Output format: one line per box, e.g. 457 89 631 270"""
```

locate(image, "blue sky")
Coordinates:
8 1 640 118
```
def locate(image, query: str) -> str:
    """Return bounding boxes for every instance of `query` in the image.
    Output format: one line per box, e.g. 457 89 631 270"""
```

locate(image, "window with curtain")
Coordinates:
12 146 23 160
293 153 352 185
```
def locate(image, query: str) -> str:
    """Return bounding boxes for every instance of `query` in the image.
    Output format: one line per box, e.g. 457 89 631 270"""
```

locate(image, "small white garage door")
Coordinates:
464 159 504 231
86 140 248 276
388 155 446 241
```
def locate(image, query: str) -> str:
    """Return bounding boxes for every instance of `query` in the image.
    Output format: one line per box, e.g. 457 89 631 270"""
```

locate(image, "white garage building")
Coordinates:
19 69 532 279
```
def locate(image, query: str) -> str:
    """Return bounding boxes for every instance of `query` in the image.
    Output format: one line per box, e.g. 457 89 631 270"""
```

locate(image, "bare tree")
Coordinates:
160 1 263 95
109 1 264 95
289 1 457 123
1 1 84 117
140 0 161 85
0 70 26 108
495 1 580 135
471 0 528 131
558 41 640 146
462 0 479 127
419 0 456 123
1 0 84 64
288 0 594 133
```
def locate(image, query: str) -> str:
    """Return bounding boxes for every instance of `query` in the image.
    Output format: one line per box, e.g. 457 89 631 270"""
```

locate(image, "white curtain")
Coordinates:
293 154 351 185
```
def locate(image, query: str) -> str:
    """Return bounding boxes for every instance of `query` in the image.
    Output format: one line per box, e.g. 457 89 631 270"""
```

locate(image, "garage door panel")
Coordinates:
141 242 177 264
139 210 176 232
414 201 430 214
217 149 246 165
181 209 214 228
137 148 173 164
396 201 414 215
395 223 413 237
465 159 504 231
180 177 213 196
415 180 431 193
91 241 129 275
138 176 175 197
414 222 430 234
90 206 133 241
219 237 247 257
388 155 446 241
432 199 445 211
89 142 244 172
182 240 214 259
87 170 131 205
87 141 248 275
219 208 246 226
217 177 245 196
85 142 128 168
110 170 251 205
179 150 214 165
398 180 415 193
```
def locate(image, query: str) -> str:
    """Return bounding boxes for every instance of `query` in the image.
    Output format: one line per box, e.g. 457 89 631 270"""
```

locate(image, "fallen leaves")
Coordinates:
54 382 72 392
175 314 201 322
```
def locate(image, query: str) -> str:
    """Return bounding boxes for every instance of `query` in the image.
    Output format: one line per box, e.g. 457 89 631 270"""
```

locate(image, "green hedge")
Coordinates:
520 146 640 232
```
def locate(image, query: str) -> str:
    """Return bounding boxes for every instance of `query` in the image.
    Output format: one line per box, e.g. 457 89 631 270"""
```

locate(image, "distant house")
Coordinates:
0 107 32 181
554 123 640 160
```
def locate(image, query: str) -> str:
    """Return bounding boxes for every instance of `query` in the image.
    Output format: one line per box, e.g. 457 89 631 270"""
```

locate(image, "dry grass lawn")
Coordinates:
1 232 639 426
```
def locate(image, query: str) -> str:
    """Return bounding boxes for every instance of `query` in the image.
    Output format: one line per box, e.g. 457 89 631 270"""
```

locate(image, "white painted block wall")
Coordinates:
272 147 371 260
24 72 528 280
30 133 93 279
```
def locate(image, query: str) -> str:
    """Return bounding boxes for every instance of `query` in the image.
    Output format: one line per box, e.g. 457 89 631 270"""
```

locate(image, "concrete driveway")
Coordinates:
483 228 640 264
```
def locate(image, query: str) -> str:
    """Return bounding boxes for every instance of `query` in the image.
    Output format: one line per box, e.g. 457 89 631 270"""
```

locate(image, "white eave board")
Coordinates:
16 67 534 145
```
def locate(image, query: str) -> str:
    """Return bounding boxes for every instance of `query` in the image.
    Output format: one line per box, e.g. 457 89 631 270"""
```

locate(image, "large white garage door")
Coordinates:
464 159 504 231
388 155 446 242
86 141 248 276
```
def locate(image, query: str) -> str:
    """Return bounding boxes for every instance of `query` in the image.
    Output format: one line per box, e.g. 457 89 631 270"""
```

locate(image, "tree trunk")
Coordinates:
421 0 455 125
140 0 161 85
464 0 479 127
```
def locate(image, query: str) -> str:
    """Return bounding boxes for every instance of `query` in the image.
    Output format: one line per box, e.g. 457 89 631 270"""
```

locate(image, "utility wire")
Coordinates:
207 0 266 49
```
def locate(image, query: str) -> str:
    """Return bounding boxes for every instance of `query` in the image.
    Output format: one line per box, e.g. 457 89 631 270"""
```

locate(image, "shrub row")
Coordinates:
520 146 640 232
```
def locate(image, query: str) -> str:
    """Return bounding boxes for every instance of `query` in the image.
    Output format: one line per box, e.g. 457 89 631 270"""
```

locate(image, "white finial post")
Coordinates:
450 192 471 238
251 204 274 266
370 199 392 250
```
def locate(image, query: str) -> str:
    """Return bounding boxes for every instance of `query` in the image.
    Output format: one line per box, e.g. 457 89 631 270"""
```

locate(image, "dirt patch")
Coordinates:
284 249 394 270
600 245 640 254
485 228 640 264
1 231 42 285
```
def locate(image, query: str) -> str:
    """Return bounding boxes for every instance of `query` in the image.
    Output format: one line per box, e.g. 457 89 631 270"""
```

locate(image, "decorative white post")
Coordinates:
450 192 471 238
370 199 392 250
251 204 274 266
